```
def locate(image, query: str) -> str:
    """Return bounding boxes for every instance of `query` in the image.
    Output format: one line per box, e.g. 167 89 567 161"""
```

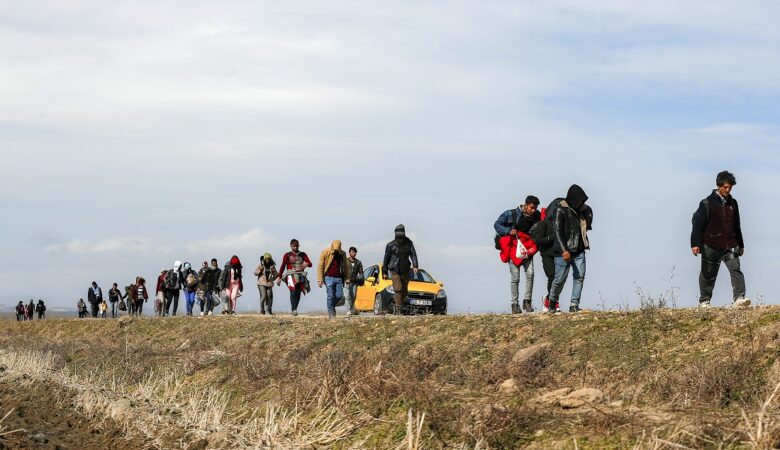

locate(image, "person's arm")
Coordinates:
691 200 708 254
277 254 288 279
554 206 570 257
382 244 392 278
302 253 313 268
734 199 744 254
317 251 326 285
410 242 419 270
254 264 263 277
494 210 512 236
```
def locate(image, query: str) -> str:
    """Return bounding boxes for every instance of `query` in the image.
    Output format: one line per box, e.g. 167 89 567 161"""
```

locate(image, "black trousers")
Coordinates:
541 255 555 295
699 245 746 303
165 289 180 315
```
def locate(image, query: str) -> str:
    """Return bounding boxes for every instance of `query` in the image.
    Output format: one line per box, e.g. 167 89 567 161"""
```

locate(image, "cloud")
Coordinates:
46 237 152 255
184 228 274 255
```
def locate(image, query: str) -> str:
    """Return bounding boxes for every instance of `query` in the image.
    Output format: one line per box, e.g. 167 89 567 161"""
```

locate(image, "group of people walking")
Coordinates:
14 299 46 321
72 224 419 319
494 172 749 314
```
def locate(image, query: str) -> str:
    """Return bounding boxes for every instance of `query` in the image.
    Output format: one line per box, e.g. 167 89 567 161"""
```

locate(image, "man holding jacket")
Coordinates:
691 171 749 308
382 224 419 314
548 185 593 313
494 195 541 314
317 240 352 319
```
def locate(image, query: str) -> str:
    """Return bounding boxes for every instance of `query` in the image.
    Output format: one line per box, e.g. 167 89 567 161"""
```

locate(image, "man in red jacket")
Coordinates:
276 239 313 316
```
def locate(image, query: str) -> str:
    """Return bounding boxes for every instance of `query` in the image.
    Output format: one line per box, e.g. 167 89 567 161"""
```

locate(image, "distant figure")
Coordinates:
197 259 220 316
99 300 108 318
108 283 125 318
254 253 278 315
132 277 149 316
317 240 351 319
547 185 593 314
155 269 167 316
36 300 46 320
529 208 557 312
163 261 183 316
181 262 199 316
382 225 419 314
494 196 542 314
77 298 88 318
220 256 243 315
276 239 313 317
26 299 35 321
15 301 25 321
691 171 750 308
88 282 103 318
344 247 364 315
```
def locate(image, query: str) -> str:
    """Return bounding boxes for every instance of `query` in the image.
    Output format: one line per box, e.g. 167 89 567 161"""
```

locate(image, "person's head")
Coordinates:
211 258 218 268
394 224 406 239
183 262 191 271
349 247 357 259
290 239 300 251
174 260 182 271
91 281 97 288
230 255 241 267
522 195 540 215
716 170 737 197
202 261 208 268
565 184 589 211
112 283 118 288
330 240 342 252
138 277 146 285
263 253 273 265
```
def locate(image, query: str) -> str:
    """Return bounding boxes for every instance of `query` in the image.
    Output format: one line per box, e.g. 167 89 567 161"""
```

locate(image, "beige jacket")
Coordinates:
317 240 351 284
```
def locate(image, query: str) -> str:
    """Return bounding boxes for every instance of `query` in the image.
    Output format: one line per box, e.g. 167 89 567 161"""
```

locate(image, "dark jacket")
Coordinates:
529 219 556 258
494 208 541 236
347 258 364 284
182 268 199 292
552 185 592 256
691 190 744 250
382 237 418 277
108 287 124 302
87 286 103 304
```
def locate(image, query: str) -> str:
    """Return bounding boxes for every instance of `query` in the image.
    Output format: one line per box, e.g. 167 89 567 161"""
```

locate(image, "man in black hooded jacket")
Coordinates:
547 185 592 313
382 224 419 313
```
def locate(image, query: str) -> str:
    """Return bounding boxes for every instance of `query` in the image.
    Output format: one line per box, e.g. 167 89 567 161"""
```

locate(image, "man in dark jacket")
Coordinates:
529 210 556 311
691 171 749 308
87 281 103 318
494 195 541 314
382 224 419 313
548 185 592 313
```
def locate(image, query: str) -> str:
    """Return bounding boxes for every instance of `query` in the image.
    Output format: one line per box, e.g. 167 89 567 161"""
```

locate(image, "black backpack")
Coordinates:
493 209 519 250
164 270 178 289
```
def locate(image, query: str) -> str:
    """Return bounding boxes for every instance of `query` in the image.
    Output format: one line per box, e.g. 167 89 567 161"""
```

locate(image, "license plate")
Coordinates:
409 299 432 306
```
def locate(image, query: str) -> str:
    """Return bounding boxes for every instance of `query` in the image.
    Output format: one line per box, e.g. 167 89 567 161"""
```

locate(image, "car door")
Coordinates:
355 265 378 311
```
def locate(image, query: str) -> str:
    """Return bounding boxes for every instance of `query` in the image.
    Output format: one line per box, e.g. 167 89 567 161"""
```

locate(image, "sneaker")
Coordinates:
200 312 204 316
522 300 534 313
698 301 712 309
268 310 273 315
292 310 298 316
733 297 752 308
554 302 562 314
569 305 581 313
511 303 521 315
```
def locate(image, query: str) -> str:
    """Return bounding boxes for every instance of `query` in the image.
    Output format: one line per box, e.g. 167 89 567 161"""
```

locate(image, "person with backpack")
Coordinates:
87 282 103 318
35 300 46 319
15 301 25 321
529 208 557 312
181 262 199 316
382 225 419 314
691 171 749 308
494 196 542 314
77 298 88 318
163 261 183 316
25 299 34 321
276 239 313 316
344 247 364 315
198 259 220 316
547 184 593 313
220 256 243 315
317 240 352 319
254 253 278 315
132 277 149 316
108 283 125 318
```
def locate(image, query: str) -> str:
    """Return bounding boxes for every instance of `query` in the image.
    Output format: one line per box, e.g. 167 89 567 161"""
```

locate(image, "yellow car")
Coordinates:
354 264 447 315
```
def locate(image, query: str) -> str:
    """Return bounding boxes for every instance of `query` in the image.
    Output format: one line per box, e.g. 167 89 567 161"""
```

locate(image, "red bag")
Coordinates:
499 232 538 265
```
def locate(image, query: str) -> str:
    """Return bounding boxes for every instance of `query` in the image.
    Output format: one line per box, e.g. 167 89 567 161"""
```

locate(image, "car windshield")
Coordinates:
408 270 435 283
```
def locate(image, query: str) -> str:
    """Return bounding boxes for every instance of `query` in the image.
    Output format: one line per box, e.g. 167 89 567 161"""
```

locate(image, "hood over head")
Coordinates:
565 184 588 211
394 224 406 238
173 261 182 271
331 240 342 252
230 255 242 267
263 252 272 260
183 262 191 271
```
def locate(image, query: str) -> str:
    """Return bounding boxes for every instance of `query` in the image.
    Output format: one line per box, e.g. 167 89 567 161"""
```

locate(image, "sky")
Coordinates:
1 1 779 313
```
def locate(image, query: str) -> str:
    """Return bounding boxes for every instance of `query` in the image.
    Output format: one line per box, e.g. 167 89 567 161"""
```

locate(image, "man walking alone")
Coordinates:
382 225 419 314
317 240 351 319
691 171 749 308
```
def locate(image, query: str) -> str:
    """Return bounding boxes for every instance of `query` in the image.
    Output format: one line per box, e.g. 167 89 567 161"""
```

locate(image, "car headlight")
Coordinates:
437 290 446 299
385 285 395 294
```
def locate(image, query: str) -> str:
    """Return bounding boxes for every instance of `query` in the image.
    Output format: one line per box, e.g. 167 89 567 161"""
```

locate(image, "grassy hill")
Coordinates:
2 307 780 449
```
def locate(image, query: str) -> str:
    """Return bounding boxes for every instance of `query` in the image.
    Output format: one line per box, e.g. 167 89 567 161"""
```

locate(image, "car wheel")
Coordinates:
373 294 385 315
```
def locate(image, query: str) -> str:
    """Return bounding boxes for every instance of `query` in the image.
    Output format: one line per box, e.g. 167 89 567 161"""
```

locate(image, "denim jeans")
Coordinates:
110 300 118 318
184 290 196 315
699 245 746 303
549 251 586 307
344 283 357 313
509 258 534 305
325 276 344 317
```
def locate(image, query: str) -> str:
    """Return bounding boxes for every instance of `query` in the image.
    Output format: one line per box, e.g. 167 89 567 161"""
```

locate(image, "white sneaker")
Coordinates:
699 301 712 309
733 297 752 307
541 307 550 313
200 312 204 316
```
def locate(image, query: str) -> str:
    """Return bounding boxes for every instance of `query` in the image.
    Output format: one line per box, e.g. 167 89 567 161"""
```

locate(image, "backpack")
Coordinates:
164 270 178 289
692 199 711 226
494 209 519 250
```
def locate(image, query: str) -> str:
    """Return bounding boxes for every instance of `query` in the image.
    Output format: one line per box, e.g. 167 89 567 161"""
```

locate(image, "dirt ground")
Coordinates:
0 378 152 450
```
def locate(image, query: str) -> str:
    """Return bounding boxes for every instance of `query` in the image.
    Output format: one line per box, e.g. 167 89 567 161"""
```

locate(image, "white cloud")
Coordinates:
46 237 152 255
184 228 275 255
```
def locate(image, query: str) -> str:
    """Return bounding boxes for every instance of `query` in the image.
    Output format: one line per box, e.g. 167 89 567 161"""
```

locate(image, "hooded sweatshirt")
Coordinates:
317 240 351 283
